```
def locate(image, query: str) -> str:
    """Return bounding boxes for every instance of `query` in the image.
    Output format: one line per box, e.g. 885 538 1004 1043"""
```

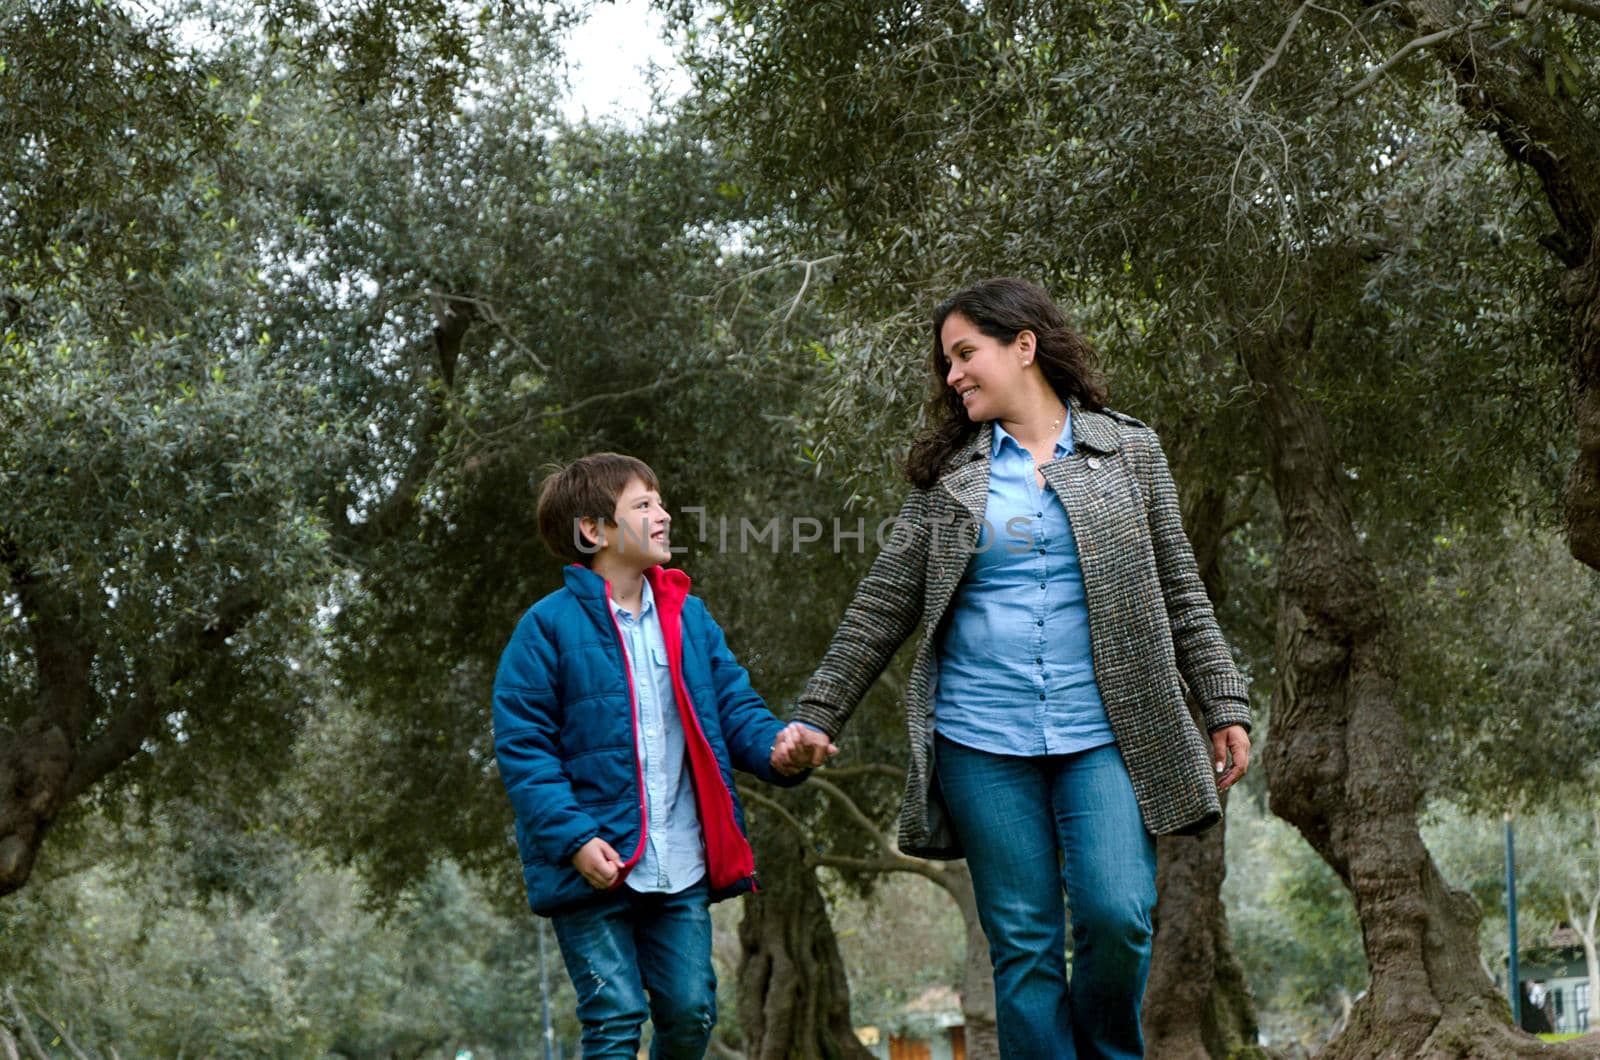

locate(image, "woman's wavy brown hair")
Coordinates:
905 277 1109 488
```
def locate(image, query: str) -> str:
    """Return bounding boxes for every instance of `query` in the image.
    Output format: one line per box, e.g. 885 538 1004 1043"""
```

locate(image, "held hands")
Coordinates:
1212 724 1251 792
770 722 839 776
572 836 625 889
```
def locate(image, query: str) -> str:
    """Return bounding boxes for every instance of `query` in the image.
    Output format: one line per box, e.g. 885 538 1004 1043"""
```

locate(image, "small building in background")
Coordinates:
1518 924 1592 1036
858 985 967 1060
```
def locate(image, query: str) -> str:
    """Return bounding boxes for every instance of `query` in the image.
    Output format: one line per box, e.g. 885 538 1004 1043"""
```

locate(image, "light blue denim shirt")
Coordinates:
933 411 1117 757
609 578 706 893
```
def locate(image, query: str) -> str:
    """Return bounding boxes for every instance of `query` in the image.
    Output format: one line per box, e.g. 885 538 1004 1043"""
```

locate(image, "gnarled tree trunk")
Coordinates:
1243 318 1588 1058
1141 475 1267 1059
941 862 999 1060
1566 227 1600 571
1145 825 1265 1060
737 819 874 1060
738 774 1000 1058
0 571 259 897
0 551 91 897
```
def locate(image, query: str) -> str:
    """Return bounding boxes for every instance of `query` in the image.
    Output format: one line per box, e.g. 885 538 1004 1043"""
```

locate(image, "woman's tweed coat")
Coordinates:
792 403 1252 859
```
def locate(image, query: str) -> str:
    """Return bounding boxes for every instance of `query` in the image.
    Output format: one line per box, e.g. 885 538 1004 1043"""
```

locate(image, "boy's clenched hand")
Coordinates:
573 836 625 889
770 722 838 775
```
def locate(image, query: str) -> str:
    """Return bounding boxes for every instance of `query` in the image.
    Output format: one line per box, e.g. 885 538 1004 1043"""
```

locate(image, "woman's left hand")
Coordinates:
1211 725 1250 791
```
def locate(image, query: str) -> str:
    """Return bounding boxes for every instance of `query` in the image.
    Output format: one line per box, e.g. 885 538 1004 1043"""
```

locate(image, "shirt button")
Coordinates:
1036 619 1044 627
1036 656 1043 664
1038 547 1046 555
1038 693 1046 701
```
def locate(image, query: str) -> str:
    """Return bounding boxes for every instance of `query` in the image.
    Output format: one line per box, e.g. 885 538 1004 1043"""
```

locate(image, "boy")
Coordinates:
492 453 830 1058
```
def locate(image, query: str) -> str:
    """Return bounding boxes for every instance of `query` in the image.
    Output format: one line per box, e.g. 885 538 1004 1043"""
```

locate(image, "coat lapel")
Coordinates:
925 425 992 625
937 424 993 525
1041 406 1131 666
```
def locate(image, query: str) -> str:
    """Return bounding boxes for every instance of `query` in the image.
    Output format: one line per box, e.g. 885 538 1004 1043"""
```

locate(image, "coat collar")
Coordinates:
1069 400 1124 456
941 399 1123 475
937 400 1123 521
564 563 691 613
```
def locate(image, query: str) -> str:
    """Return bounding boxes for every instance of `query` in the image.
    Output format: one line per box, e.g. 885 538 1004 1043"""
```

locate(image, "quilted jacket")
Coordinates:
494 564 801 915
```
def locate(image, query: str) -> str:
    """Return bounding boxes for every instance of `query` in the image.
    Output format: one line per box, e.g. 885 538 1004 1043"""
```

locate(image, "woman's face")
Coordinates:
940 312 1035 423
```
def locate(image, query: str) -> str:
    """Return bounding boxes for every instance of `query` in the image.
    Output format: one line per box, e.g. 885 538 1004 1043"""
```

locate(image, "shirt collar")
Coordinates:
607 575 656 621
991 407 1075 459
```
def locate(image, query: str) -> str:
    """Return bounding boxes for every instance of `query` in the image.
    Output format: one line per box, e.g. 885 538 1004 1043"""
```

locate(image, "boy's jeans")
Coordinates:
935 735 1158 1059
551 879 716 1059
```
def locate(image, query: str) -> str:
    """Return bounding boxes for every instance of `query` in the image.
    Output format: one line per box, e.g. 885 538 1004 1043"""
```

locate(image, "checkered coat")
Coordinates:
792 404 1251 858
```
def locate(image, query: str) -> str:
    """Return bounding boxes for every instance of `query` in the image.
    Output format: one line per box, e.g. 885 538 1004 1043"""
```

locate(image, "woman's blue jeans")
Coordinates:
550 880 716 1059
936 735 1158 1059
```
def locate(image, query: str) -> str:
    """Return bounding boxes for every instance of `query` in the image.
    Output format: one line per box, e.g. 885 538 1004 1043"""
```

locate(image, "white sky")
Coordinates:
559 0 689 124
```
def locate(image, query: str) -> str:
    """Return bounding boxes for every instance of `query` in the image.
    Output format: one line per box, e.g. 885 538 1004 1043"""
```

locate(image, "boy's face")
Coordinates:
581 476 673 569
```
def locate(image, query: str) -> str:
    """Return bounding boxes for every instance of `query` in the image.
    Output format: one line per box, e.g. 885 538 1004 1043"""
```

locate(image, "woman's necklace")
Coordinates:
1010 405 1067 451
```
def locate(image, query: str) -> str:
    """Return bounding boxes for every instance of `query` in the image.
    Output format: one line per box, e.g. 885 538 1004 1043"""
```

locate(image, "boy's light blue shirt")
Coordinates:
609 577 707 893
933 411 1117 757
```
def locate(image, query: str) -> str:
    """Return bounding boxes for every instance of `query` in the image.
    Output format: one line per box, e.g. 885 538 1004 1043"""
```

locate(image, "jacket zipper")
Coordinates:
604 586 650 884
661 646 758 892
599 570 757 894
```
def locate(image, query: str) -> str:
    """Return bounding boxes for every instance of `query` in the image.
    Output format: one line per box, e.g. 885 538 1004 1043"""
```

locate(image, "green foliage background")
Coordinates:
3 0 1599 1053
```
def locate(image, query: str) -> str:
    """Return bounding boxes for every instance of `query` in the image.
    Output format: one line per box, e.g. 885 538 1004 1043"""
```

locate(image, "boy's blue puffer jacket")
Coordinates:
493 563 802 916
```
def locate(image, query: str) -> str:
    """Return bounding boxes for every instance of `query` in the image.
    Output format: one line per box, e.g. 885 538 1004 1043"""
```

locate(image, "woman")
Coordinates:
778 277 1251 1058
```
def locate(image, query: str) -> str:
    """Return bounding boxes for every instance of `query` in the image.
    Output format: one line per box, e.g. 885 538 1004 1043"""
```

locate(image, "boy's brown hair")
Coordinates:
536 453 661 565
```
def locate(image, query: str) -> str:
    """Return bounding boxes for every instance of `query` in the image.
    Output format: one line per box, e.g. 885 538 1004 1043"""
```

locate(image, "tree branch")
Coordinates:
425 288 474 389
1220 478 1265 538
1 989 46 1060
1242 2 1311 106
737 781 955 888
814 852 949 887
62 586 263 802
331 291 477 553
1333 17 1496 106
23 1004 87 1060
783 256 832 323
0 531 23 591
429 290 548 372
735 784 814 849
805 775 894 858
3 532 95 740
710 255 844 298
529 366 719 421
816 763 905 783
